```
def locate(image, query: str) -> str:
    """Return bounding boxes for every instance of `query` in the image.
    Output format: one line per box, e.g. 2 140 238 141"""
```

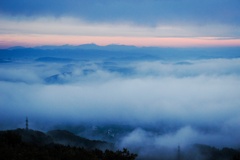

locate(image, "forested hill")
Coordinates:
1 128 240 160
0 128 137 160
0 128 113 149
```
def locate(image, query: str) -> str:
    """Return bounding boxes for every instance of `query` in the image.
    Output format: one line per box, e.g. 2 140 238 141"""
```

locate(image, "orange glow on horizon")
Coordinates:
1 34 240 48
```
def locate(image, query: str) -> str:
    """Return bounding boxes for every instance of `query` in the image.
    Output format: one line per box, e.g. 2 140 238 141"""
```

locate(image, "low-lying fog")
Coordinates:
1 57 240 159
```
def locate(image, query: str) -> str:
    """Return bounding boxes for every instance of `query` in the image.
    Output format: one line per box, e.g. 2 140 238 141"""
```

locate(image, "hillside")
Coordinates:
0 128 112 149
47 130 112 150
0 129 137 160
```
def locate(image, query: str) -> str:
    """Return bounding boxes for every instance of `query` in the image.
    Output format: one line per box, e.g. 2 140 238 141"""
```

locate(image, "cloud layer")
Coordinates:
1 16 240 37
1 1 240 48
1 55 240 159
1 0 240 26
1 58 240 127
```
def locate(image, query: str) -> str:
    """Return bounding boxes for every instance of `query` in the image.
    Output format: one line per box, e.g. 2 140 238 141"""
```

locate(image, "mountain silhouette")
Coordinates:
0 128 112 149
0 128 137 160
47 129 112 149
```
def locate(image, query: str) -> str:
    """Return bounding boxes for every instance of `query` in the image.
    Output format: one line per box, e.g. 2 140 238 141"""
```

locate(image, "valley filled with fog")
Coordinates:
1 46 240 159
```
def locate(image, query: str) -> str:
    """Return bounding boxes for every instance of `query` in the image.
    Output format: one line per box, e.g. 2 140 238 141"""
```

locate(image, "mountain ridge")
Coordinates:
0 128 112 150
1 44 240 61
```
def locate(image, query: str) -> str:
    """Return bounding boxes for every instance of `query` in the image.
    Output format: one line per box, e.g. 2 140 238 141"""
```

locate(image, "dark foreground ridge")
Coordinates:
0 129 137 160
1 128 240 160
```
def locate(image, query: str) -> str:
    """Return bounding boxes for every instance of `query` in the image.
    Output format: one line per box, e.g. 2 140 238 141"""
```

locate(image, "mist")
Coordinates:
1 54 240 159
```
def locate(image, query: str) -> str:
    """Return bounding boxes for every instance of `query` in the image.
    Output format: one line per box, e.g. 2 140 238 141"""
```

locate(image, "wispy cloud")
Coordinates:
1 16 239 37
1 0 240 26
1 0 239 47
118 124 240 159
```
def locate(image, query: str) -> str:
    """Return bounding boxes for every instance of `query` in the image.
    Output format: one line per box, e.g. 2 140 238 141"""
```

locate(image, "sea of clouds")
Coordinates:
0 58 240 159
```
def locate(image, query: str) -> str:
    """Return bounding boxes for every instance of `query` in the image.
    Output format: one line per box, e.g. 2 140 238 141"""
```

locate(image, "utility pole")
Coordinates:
177 145 181 160
26 117 28 130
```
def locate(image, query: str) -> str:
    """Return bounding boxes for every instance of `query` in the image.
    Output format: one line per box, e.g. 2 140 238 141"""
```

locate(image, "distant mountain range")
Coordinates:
1 44 240 61
33 44 139 51
8 44 144 51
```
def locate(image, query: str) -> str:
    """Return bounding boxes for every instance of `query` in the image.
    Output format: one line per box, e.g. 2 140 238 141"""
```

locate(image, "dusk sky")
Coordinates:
1 1 240 158
1 0 240 48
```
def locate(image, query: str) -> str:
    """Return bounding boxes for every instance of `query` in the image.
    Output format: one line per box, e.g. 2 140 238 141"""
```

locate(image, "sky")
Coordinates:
1 0 240 48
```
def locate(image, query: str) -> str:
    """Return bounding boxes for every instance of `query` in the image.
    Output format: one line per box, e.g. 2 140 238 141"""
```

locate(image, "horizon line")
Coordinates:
1 35 240 49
